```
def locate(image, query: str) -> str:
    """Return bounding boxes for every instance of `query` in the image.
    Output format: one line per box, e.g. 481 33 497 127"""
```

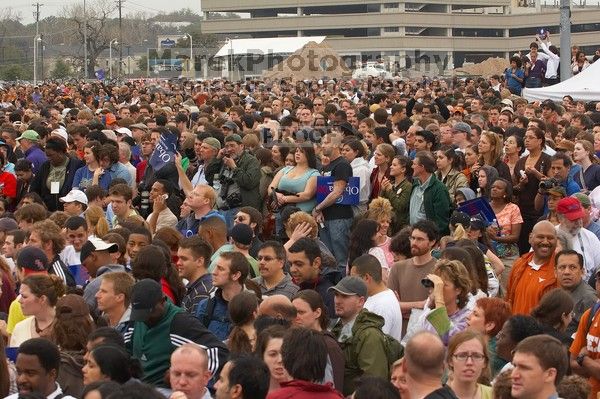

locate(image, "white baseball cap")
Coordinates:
116 127 133 138
59 189 88 205
51 128 68 143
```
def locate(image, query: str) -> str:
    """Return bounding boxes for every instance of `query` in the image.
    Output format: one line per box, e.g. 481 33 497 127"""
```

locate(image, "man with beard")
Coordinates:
506 220 558 315
555 197 600 282
387 220 439 337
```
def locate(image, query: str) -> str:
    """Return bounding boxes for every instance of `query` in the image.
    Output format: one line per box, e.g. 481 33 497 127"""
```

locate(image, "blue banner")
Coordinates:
457 197 497 226
149 131 178 171
95 69 105 80
316 176 360 205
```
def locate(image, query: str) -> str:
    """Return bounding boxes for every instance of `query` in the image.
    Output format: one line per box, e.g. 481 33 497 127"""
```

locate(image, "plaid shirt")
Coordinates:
181 273 213 314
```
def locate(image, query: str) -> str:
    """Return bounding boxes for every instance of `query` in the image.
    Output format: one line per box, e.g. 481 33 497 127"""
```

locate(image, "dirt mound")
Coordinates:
453 57 509 77
263 41 352 81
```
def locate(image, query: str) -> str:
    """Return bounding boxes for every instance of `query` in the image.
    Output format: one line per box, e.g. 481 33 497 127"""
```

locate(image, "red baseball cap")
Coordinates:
556 197 585 221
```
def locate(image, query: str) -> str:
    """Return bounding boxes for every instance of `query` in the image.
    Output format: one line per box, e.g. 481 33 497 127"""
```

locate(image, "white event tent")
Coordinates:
522 61 600 102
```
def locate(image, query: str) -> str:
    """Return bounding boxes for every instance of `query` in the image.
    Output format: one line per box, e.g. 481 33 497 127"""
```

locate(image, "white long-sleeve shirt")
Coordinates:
539 41 560 79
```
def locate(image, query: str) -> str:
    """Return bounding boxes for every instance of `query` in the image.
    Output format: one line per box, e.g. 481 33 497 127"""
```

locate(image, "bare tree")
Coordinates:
63 0 118 78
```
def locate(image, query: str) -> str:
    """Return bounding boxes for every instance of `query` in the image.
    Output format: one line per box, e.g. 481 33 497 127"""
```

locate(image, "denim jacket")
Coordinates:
195 288 231 341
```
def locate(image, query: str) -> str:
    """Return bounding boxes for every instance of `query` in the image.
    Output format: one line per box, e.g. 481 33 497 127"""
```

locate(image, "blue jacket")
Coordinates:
25 145 47 175
195 288 231 342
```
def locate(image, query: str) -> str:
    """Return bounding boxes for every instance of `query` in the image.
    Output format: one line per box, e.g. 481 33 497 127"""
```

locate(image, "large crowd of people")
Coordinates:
0 43 600 398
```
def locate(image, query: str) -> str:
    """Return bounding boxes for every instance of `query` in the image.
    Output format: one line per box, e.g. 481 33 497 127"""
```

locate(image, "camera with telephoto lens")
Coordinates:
539 178 560 191
421 278 434 288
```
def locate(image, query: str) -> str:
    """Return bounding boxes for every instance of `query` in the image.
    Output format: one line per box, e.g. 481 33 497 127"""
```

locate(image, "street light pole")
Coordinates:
559 0 572 81
109 38 118 79
83 0 88 79
226 37 233 80
33 35 41 85
185 33 193 77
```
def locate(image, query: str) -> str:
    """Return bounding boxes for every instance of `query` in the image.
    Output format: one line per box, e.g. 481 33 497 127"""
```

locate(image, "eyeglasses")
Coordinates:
257 255 277 261
452 352 486 362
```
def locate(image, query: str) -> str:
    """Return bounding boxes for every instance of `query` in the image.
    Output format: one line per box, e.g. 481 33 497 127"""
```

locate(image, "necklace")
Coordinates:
34 318 52 335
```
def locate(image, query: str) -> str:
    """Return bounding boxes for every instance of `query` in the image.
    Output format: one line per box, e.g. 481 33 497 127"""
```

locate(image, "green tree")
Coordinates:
137 55 147 72
51 59 72 79
0 64 31 81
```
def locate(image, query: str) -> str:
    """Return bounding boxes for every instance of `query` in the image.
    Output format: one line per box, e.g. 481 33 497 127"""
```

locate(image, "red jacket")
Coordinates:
267 380 343 399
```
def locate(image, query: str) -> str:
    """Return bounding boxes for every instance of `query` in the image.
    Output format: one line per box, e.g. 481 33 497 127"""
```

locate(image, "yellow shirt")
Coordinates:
6 298 25 335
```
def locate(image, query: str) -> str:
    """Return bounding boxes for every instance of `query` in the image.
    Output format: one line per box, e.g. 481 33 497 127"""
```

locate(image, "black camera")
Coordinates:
539 178 560 191
421 278 434 289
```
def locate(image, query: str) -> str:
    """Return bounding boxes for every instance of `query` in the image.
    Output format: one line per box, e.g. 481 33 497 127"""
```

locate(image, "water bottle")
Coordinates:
491 219 501 237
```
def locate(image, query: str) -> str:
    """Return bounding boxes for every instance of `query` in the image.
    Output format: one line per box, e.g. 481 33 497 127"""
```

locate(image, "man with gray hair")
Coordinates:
169 343 212 399
555 197 600 281
402 331 456 398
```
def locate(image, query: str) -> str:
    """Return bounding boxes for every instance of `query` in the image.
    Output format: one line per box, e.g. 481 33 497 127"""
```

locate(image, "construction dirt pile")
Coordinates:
263 41 352 81
453 57 509 77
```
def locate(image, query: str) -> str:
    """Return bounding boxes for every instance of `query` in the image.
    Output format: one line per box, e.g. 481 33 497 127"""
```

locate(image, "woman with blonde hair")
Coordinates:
365 197 395 268
447 330 493 399
477 132 511 181
573 139 600 192
85 205 109 238
413 259 472 346
369 143 395 199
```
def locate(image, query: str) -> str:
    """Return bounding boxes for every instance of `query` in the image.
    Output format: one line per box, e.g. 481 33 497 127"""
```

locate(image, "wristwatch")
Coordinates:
576 353 587 366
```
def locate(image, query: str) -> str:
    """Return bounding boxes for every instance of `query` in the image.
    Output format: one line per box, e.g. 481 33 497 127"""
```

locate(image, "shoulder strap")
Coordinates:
202 295 217 327
580 167 588 193
585 302 600 335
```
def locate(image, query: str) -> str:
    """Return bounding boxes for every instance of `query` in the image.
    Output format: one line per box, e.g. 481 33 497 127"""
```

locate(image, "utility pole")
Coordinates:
559 0 572 81
33 2 43 82
40 34 44 80
117 0 123 77
84 0 88 79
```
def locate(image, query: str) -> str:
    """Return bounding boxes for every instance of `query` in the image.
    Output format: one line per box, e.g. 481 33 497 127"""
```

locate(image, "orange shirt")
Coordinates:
570 305 600 399
506 252 557 315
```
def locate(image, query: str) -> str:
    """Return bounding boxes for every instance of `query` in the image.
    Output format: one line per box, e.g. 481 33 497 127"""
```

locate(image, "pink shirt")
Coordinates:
496 202 523 236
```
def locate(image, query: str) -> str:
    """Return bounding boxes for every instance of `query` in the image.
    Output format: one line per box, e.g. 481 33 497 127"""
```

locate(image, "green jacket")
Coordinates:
332 309 389 396
381 178 413 235
413 174 452 236
212 150 262 210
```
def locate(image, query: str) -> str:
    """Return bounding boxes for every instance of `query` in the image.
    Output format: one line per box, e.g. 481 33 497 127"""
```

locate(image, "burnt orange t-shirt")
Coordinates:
570 305 600 399
507 252 556 315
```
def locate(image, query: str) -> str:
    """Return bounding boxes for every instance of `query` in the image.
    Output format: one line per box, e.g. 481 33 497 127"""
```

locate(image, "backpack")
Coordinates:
382 332 404 371
329 316 404 374
585 302 600 335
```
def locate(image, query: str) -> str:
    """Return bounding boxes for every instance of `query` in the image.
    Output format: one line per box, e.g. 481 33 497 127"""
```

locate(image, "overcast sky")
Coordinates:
12 0 202 24
11 0 600 24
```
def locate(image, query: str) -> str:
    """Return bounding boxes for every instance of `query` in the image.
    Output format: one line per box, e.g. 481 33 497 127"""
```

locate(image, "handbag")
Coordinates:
266 188 299 213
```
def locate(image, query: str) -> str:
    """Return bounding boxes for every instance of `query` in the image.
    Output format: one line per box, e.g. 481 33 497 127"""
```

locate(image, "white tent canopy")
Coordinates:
522 61 600 102
214 37 326 58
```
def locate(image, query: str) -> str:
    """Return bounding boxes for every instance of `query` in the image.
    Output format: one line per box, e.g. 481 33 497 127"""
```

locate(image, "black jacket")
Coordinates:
30 156 84 212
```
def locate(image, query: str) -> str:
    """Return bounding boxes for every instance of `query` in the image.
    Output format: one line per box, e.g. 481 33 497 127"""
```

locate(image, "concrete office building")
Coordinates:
201 0 600 75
